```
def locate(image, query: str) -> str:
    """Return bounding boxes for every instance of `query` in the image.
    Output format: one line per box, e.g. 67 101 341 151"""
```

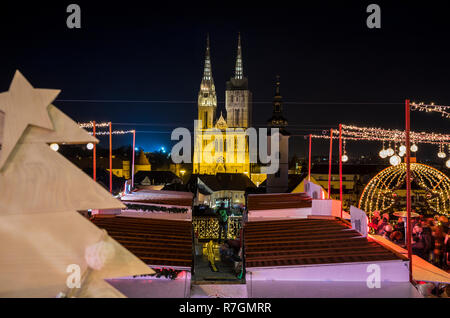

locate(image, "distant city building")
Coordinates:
134 150 152 174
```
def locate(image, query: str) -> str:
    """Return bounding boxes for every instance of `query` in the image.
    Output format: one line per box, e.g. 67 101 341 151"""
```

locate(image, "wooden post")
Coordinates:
308 134 312 182
328 129 333 199
109 122 112 194
339 124 343 218
92 120 96 182
132 130 136 189
405 99 413 283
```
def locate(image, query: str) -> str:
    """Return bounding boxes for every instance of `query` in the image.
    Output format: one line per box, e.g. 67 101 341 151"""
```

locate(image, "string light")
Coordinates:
390 154 401 166
78 122 135 136
86 143 94 150
50 143 59 152
342 139 349 162
88 130 134 136
386 142 394 157
410 102 450 119
359 163 450 217
437 143 446 158
78 122 111 128
311 125 450 145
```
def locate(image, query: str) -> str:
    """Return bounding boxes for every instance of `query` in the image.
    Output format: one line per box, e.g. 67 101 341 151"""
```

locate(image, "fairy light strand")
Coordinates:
410 102 450 119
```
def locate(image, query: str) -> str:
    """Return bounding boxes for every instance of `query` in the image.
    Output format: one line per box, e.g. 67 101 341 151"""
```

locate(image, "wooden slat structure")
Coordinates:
247 193 312 211
122 190 193 207
244 218 405 268
92 216 192 268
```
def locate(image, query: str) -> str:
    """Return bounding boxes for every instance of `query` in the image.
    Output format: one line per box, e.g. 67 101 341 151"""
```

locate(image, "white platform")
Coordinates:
190 284 248 298
247 280 422 298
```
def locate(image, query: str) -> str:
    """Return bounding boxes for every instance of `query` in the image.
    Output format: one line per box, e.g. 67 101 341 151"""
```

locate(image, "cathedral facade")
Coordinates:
193 34 252 175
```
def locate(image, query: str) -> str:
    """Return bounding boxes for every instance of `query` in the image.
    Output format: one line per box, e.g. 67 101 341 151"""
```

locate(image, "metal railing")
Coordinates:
193 216 242 240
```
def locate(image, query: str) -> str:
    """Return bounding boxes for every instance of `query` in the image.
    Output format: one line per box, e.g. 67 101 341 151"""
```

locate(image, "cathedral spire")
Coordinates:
202 34 213 82
234 32 243 80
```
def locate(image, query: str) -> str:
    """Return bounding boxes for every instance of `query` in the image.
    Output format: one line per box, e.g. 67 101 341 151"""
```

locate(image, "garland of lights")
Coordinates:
133 267 181 280
411 102 450 119
87 130 134 135
78 122 111 128
78 122 135 135
124 203 188 214
359 163 450 217
310 124 450 168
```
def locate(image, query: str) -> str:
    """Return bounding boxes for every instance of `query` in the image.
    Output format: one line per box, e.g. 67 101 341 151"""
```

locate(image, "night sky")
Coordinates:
1 1 449 160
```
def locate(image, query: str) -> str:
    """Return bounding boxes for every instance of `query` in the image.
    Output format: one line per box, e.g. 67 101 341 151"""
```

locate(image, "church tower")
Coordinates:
225 33 252 128
267 76 290 193
267 75 288 128
198 35 217 129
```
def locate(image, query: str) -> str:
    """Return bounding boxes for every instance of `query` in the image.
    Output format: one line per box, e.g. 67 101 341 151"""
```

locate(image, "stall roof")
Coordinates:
122 189 193 207
244 218 405 268
92 216 192 268
247 192 312 211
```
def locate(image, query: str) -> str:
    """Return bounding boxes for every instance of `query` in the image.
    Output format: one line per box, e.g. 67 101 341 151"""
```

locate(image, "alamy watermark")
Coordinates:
170 121 281 174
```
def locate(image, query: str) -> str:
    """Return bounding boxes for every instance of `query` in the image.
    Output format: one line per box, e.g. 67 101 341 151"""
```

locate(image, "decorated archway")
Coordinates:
359 163 450 217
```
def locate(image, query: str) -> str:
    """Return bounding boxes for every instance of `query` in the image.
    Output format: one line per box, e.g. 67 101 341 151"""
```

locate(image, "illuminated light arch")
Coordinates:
359 163 450 217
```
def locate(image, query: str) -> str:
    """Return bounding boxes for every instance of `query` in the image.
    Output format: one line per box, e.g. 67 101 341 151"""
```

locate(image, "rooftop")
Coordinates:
91 216 192 268
244 218 405 268
247 192 312 211
122 189 193 207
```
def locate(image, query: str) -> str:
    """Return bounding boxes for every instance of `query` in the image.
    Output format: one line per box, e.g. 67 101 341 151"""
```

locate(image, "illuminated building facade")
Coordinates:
193 34 251 175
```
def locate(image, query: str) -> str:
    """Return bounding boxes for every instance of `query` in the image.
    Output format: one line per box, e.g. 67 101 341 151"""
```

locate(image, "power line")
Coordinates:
56 99 403 105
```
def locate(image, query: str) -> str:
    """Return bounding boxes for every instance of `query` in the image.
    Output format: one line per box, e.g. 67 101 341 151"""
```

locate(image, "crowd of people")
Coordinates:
369 211 450 270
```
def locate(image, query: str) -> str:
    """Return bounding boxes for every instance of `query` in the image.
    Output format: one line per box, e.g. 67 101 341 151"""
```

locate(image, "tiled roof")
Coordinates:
92 216 192 267
247 193 312 211
244 218 405 268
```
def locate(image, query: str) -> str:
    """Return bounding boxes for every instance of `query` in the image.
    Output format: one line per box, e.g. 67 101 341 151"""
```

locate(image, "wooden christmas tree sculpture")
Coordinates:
0 71 154 297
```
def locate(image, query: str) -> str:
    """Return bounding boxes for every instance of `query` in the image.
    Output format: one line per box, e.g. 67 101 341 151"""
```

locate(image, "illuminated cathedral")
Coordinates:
193 34 252 175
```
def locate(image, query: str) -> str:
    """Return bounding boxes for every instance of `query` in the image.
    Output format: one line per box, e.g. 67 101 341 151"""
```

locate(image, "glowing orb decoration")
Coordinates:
399 145 406 153
379 149 388 159
342 155 349 162
399 151 405 157
86 143 94 150
438 152 446 159
386 148 394 157
447 159 450 169
50 143 59 152
390 155 401 166
359 163 450 216
411 144 418 152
